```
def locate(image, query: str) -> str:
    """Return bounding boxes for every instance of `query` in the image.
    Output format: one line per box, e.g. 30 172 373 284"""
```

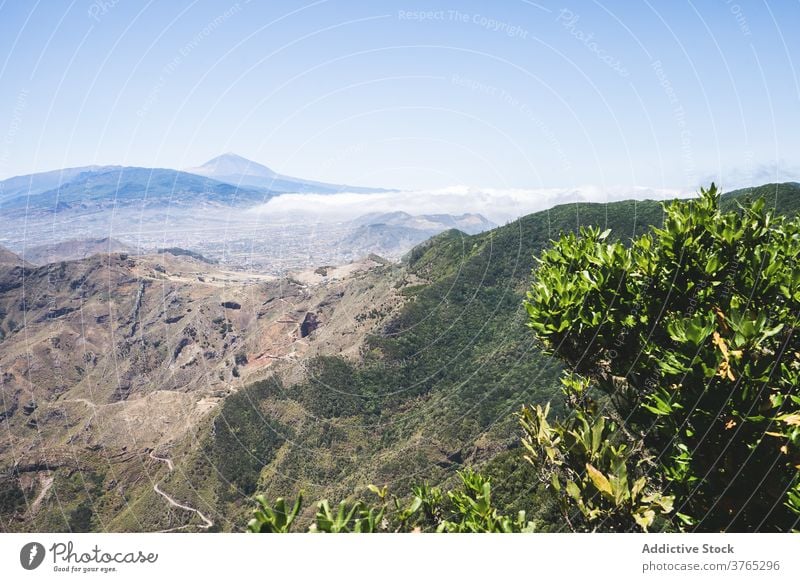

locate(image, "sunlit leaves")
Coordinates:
519 404 673 531
248 469 538 533
247 493 303 533
524 184 800 531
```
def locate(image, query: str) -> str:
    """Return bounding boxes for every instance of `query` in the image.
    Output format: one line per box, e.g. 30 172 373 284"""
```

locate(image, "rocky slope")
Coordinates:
0 249 403 531
0 246 28 268
23 238 135 266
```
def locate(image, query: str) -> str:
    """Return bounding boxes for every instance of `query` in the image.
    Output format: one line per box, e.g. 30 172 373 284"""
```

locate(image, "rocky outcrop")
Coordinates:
299 312 319 338
0 401 17 422
129 281 147 337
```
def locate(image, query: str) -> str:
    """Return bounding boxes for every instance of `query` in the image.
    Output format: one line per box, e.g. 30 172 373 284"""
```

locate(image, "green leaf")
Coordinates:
566 480 581 501
585 463 613 499
633 508 655 531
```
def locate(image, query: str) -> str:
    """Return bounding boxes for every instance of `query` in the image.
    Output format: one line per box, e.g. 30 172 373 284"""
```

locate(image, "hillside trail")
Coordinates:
61 397 99 409
149 450 213 532
61 399 214 531
27 473 55 516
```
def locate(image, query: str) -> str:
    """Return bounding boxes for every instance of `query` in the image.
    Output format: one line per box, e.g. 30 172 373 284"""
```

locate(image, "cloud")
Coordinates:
247 185 688 225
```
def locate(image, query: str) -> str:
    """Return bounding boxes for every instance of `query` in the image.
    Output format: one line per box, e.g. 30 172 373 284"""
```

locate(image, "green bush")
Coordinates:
523 185 800 531
247 469 538 533
0 476 26 519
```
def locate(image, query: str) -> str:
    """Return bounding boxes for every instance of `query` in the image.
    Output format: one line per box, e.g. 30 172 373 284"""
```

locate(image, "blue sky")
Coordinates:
0 0 798 192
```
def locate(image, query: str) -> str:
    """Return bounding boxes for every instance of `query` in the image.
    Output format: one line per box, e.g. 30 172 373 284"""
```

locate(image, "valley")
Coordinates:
0 244 404 531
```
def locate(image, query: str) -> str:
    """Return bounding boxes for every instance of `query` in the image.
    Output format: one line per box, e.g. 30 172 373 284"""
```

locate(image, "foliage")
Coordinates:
435 469 536 532
68 501 95 533
478 447 560 528
247 469 537 533
520 403 673 531
213 377 291 499
524 185 800 531
291 356 381 418
248 494 303 533
0 476 26 518
311 498 386 533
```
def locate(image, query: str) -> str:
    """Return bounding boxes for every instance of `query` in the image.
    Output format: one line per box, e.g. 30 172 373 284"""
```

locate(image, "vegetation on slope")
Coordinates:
722 182 800 217
224 197 673 528
248 183 800 532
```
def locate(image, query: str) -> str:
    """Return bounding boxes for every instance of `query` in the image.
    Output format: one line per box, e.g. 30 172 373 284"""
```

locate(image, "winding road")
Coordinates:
149 450 213 532
62 397 214 531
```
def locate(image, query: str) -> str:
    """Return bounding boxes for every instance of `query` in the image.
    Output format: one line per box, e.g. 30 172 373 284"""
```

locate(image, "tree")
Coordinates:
523 185 800 531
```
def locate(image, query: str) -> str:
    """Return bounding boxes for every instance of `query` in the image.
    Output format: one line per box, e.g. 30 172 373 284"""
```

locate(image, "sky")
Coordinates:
1 0 798 194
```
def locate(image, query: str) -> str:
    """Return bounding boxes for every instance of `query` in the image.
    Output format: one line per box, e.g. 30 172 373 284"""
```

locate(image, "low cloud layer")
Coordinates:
248 185 691 225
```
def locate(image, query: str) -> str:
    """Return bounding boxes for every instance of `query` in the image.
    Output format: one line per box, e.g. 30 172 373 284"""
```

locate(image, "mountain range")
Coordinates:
0 246 27 268
343 211 495 260
0 153 388 215
0 157 495 272
1 181 796 532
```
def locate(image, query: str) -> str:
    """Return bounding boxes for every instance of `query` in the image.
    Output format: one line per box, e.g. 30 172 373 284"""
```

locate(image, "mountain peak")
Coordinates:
185 153 388 195
191 153 276 179
0 245 27 267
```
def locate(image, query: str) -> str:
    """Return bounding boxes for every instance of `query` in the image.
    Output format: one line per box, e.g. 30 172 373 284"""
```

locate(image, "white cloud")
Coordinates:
247 185 689 225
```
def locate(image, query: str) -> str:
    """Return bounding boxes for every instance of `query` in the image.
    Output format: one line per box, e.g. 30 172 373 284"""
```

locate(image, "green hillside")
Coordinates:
224 183 800 528
722 182 800 217
188 197 675 526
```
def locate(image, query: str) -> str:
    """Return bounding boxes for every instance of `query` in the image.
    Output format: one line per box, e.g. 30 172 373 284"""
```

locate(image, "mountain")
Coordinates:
187 153 388 194
0 250 391 531
0 166 105 205
343 211 496 260
23 237 135 266
0 246 28 269
0 158 391 263
1 182 798 533
0 166 273 214
350 211 495 233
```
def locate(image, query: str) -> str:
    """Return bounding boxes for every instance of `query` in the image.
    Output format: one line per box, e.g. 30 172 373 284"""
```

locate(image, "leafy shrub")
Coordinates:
520 402 674 531
523 185 800 531
247 469 538 533
248 494 303 533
